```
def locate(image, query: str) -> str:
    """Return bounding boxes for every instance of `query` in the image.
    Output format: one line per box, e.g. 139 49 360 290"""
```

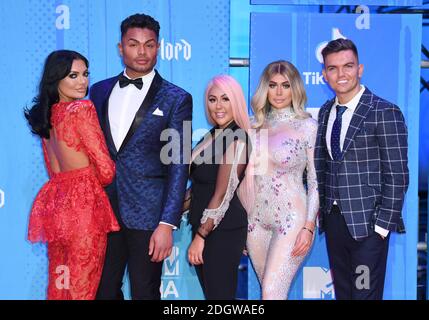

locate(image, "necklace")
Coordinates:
267 106 295 121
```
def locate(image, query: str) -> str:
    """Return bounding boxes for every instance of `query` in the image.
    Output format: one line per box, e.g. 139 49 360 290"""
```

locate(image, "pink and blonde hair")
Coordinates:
204 75 251 132
201 74 254 213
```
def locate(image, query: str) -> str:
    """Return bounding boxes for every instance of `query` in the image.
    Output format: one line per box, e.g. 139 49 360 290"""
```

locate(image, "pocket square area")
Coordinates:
152 107 164 116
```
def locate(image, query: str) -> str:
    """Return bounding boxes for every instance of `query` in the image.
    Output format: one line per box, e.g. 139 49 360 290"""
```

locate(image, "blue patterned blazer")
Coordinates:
90 70 192 230
315 87 409 240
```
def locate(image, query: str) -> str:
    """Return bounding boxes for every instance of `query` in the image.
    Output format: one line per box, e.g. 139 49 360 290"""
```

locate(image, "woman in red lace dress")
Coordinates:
25 50 119 300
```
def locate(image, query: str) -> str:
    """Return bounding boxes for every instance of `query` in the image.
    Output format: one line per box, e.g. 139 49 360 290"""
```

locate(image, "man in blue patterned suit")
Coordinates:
90 13 192 300
315 39 408 300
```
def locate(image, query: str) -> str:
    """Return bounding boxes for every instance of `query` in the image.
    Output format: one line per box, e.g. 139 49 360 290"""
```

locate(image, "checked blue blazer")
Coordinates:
315 87 409 240
90 70 192 230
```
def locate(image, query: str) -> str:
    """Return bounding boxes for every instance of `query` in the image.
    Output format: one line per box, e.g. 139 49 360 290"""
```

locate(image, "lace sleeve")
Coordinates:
305 120 319 223
198 139 248 238
75 101 115 186
41 140 53 178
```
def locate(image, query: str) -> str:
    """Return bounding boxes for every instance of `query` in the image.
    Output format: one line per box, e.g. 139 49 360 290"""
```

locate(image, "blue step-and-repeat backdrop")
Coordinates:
0 0 422 300
251 0 422 5
0 0 232 300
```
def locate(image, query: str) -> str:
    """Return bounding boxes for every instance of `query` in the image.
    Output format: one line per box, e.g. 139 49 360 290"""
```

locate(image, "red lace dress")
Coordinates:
28 99 120 300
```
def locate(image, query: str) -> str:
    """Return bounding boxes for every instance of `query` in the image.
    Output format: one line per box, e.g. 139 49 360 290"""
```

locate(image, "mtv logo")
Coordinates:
303 267 335 299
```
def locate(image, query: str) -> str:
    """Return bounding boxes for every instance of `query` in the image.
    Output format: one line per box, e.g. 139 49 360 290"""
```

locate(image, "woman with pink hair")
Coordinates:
185 75 253 299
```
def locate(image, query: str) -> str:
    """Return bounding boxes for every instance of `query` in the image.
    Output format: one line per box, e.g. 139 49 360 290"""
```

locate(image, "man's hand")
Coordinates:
375 231 386 240
149 224 173 262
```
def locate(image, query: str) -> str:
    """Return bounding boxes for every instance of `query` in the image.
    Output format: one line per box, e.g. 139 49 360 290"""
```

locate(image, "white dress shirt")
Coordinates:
325 85 389 238
326 85 365 159
108 69 175 230
109 69 155 151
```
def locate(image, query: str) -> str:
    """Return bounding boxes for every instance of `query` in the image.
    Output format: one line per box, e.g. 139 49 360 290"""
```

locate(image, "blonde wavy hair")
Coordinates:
251 60 310 129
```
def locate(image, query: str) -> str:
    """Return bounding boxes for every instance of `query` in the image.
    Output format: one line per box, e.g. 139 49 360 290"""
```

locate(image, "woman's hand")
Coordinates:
291 222 315 257
188 234 205 265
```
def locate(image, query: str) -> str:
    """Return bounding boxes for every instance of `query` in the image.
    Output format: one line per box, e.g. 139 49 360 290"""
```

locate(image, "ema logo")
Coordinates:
56 5 70 30
161 246 180 299
303 267 335 299
163 246 180 276
160 39 191 61
160 279 179 299
0 188 4 208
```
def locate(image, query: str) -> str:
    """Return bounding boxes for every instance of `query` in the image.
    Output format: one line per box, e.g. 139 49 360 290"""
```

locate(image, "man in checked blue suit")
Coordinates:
315 39 409 300
89 13 192 300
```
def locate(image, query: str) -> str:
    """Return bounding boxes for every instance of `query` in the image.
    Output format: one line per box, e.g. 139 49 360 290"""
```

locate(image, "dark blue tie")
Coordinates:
330 105 347 161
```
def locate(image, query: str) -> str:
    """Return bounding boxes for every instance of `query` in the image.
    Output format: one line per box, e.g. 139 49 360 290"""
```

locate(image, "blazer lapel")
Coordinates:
319 100 334 150
340 88 373 161
118 70 163 154
100 75 120 157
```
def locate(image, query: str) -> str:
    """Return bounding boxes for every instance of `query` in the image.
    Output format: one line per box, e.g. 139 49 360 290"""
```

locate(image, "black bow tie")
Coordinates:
118 75 143 90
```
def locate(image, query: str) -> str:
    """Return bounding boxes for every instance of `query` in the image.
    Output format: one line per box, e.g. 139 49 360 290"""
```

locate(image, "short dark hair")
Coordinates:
321 38 359 64
120 13 160 40
24 50 88 139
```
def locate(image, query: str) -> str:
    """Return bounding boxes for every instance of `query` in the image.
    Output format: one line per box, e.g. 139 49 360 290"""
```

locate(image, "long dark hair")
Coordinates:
24 50 89 139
